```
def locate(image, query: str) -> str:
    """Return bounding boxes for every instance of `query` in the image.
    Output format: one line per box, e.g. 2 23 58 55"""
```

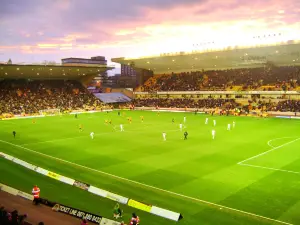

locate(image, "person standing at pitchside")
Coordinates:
32 185 40 205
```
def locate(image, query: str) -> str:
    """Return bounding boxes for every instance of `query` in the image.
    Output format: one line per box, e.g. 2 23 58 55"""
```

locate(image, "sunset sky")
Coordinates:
0 0 299 73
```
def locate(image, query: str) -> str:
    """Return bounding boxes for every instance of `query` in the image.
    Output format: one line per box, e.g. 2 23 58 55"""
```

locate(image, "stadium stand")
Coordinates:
140 65 300 92
133 98 238 109
133 98 300 113
0 79 104 115
274 100 300 112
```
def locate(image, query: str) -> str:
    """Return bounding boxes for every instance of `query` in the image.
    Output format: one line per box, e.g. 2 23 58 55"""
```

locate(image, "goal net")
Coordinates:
39 108 61 116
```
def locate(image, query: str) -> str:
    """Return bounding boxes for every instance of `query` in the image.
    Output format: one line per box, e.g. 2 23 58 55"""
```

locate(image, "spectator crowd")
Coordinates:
0 207 44 225
133 98 239 110
0 79 104 115
141 65 300 92
133 98 300 113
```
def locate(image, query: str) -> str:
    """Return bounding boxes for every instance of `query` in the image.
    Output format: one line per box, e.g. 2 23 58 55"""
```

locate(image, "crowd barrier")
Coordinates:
0 152 182 221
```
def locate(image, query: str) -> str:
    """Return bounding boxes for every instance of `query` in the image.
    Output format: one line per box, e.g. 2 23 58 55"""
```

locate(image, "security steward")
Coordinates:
32 185 40 205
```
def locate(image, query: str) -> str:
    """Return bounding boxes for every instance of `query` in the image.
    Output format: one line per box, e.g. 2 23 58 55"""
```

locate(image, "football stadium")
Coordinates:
1 1 300 224
1 39 300 225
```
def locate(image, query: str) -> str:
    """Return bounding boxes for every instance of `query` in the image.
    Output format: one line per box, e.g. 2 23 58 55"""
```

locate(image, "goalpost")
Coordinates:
39 108 61 116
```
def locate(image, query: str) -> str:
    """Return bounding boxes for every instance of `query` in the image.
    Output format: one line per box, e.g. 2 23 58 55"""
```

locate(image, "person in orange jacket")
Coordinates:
130 213 140 225
32 185 40 205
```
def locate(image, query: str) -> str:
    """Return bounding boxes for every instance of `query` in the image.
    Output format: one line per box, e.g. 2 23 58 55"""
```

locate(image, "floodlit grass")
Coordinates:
1 111 300 225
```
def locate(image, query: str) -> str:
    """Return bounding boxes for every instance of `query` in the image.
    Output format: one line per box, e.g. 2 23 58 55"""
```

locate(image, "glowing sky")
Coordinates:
0 0 299 72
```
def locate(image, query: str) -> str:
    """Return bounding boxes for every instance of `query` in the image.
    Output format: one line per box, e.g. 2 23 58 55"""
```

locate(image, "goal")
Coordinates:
39 109 61 116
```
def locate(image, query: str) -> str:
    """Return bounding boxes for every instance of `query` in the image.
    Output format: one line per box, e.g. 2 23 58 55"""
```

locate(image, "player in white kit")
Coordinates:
179 123 183 131
227 123 231 130
90 132 94 139
212 130 216 139
213 120 216 126
183 116 186 123
162 132 166 141
205 118 209 124
233 121 235 128
120 124 124 132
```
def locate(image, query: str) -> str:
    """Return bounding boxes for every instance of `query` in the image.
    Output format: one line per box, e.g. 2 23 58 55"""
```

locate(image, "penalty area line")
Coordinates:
238 137 300 165
0 139 293 225
267 137 299 148
239 163 300 175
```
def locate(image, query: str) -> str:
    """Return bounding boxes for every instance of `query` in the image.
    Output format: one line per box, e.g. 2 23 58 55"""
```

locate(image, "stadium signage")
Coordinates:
52 203 102 224
73 180 90 191
0 183 33 201
107 192 129 204
127 199 182 221
150 206 182 221
47 171 61 180
88 186 129 204
17 190 34 200
128 199 152 212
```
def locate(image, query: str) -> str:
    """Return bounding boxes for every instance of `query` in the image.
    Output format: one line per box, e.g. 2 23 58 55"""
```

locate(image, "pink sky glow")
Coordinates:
0 0 299 73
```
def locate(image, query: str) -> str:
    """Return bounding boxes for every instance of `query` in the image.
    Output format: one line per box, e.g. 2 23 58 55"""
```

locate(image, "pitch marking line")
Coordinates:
0 140 292 225
240 163 300 175
238 137 300 165
267 137 298 148
238 137 300 176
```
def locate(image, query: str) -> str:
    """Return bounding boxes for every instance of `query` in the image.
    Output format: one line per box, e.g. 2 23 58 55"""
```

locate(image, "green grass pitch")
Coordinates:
1 111 300 225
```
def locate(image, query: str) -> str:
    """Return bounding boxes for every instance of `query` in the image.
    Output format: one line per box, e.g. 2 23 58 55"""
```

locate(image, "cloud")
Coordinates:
0 0 299 64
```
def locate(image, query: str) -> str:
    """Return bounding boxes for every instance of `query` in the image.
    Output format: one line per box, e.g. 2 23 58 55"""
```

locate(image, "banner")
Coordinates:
52 203 102 224
73 180 90 191
0 183 18 195
17 190 34 201
47 171 61 180
150 206 182 221
106 192 128 204
128 199 152 212
12 158 37 171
